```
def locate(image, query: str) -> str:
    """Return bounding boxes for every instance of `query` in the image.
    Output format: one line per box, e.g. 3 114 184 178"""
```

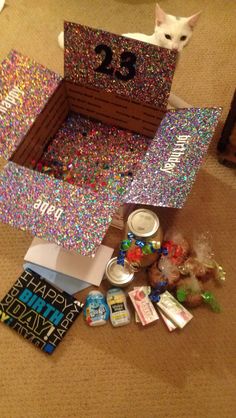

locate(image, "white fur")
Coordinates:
58 31 64 49
123 3 200 108
58 4 200 52
123 3 201 52
0 0 5 14
123 4 200 52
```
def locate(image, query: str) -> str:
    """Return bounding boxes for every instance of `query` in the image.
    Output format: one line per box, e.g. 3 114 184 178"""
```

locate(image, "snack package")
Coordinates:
129 287 159 326
133 286 151 322
156 291 193 328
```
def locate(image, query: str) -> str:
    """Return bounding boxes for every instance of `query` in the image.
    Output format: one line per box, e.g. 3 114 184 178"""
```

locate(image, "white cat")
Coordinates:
123 3 201 52
122 3 201 108
58 3 200 53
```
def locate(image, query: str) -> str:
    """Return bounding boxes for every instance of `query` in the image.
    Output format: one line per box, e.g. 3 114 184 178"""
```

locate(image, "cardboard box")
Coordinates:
24 237 114 289
0 22 221 256
23 262 91 295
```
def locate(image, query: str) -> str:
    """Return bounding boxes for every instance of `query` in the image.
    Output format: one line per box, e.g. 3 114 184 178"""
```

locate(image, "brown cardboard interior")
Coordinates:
65 81 165 137
10 79 165 169
10 81 69 166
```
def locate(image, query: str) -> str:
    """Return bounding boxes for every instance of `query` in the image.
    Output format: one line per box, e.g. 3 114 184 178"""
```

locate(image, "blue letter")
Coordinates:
19 288 33 303
50 309 64 326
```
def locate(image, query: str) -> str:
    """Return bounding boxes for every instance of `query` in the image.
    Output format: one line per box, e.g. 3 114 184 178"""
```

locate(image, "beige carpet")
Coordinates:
0 1 236 417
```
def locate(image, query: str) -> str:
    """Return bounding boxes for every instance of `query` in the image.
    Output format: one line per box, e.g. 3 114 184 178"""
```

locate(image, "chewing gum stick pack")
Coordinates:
129 287 159 326
156 291 193 329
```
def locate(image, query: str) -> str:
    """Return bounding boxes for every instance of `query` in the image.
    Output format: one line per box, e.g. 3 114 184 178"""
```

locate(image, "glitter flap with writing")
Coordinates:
64 22 177 110
0 161 127 255
124 107 222 208
0 50 62 160
0 269 83 354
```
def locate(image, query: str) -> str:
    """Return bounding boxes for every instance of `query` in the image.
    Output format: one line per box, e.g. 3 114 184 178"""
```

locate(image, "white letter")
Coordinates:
6 95 17 105
160 168 172 174
171 151 185 157
2 100 11 109
33 199 41 209
178 135 191 141
13 86 24 95
40 202 50 215
165 163 175 169
46 205 56 215
54 208 63 221
0 106 7 114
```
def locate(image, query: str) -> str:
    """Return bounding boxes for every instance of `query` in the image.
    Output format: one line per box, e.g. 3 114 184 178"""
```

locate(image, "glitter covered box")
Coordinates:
0 22 221 256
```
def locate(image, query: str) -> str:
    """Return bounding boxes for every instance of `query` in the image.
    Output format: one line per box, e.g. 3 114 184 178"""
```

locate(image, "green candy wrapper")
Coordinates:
202 291 221 313
176 288 187 302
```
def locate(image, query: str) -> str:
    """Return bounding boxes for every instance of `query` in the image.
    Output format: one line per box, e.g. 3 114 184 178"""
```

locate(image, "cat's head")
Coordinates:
154 3 201 52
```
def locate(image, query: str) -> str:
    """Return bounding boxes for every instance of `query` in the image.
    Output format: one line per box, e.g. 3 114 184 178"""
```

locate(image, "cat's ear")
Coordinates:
187 11 201 29
155 3 166 26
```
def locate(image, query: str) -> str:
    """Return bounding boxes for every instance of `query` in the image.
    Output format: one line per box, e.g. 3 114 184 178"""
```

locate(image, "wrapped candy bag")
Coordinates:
162 230 190 263
148 230 225 312
147 257 180 287
181 233 226 282
176 278 221 312
176 275 204 308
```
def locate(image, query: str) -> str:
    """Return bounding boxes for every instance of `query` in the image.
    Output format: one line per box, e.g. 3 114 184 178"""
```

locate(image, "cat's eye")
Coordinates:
164 34 172 40
180 35 187 41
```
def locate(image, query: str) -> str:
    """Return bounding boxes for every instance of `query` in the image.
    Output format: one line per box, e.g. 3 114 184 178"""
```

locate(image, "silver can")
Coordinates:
127 208 160 238
105 257 134 287
125 208 163 268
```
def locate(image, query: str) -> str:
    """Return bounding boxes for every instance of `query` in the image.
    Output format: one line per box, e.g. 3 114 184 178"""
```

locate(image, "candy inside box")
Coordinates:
0 22 221 256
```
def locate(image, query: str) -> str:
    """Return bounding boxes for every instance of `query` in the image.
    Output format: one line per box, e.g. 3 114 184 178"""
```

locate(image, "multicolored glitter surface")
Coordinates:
0 112 151 255
35 112 151 193
0 108 221 255
0 161 126 255
124 107 222 208
0 50 61 160
64 22 177 110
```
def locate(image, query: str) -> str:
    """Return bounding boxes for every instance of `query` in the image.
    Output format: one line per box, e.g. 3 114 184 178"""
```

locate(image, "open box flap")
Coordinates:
124 107 222 208
64 22 177 110
0 162 124 256
0 50 62 160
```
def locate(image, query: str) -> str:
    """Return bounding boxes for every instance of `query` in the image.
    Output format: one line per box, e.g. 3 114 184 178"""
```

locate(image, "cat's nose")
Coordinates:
172 47 179 53
171 42 179 51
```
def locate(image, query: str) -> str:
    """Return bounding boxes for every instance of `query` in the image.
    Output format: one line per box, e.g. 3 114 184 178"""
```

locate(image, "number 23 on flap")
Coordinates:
64 22 177 110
